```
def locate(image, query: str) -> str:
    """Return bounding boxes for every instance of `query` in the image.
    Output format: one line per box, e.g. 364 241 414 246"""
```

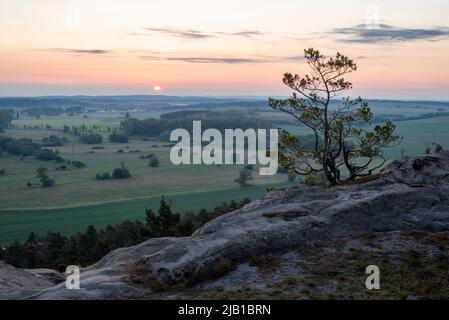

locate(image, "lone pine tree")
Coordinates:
269 48 400 185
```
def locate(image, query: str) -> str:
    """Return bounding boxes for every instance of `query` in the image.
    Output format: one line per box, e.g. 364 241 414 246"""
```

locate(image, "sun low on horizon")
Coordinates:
1 0 449 99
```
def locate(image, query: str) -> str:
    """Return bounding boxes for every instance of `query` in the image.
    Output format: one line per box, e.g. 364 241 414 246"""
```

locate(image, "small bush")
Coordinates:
96 172 112 180
187 258 235 286
435 144 444 153
250 255 280 275
35 149 60 161
79 133 103 144
235 169 253 187
125 261 168 293
112 163 131 179
304 172 327 186
36 167 55 187
55 156 65 163
149 157 160 167
72 161 86 168
41 135 67 147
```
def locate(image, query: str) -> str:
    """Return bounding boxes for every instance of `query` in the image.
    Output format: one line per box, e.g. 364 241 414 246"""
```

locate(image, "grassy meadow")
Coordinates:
279 115 449 159
0 116 290 243
1 105 449 244
0 184 284 244
0 128 287 209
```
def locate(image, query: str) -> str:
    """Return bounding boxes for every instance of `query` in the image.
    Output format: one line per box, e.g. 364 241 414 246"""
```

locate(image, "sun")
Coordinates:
153 86 162 92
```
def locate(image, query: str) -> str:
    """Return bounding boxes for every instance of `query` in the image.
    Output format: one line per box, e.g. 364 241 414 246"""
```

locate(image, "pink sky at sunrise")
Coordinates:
1 0 449 99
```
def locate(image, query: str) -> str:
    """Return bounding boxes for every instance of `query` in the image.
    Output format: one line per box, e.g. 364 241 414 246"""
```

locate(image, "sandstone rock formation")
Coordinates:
0 261 59 299
1 152 449 299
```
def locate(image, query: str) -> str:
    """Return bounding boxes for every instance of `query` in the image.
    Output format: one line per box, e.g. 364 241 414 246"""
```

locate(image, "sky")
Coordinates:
1 0 449 99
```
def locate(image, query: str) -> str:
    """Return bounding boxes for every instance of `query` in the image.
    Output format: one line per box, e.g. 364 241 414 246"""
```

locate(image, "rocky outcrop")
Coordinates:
0 261 60 299
2 152 449 299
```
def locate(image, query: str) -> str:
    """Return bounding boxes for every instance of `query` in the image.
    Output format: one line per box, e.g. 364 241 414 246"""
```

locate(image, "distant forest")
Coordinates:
121 110 271 140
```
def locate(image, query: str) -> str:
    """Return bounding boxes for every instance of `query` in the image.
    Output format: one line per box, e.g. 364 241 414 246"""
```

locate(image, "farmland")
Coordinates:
0 114 290 243
1 98 449 244
0 184 284 243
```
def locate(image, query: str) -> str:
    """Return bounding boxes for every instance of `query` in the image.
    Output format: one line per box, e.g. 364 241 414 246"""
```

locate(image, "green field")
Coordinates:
0 124 290 243
1 109 449 244
279 115 449 159
0 184 285 244
0 129 287 209
11 110 168 131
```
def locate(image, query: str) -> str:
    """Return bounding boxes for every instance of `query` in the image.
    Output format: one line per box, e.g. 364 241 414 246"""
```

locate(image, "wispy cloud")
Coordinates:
50 48 112 55
140 27 266 39
331 24 449 43
140 54 303 64
141 55 266 64
144 28 213 39
217 30 265 38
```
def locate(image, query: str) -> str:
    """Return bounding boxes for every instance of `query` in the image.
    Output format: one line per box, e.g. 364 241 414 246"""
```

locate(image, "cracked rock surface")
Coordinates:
2 152 449 299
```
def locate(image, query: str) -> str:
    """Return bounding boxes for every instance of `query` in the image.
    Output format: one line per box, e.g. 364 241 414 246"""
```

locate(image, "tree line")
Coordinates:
121 112 270 140
0 197 251 271
0 109 14 132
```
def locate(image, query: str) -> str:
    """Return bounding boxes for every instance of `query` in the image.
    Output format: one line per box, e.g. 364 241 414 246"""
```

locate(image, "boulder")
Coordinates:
0 261 56 299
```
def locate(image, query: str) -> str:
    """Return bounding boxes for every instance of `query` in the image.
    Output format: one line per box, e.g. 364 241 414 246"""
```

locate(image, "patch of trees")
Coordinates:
95 172 112 180
71 160 87 168
235 168 253 186
0 168 5 176
24 107 64 118
425 143 445 154
121 112 270 140
112 162 131 179
65 106 85 116
0 109 14 132
139 153 160 167
0 137 88 172
36 167 55 187
148 156 160 167
371 112 449 124
22 106 86 118
0 136 41 156
0 97 89 109
96 162 131 180
35 149 65 162
109 132 129 143
41 135 68 147
0 197 251 270
79 133 103 144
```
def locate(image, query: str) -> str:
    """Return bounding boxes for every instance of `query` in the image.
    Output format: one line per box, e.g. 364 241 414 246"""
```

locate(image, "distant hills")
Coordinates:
1 95 449 110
